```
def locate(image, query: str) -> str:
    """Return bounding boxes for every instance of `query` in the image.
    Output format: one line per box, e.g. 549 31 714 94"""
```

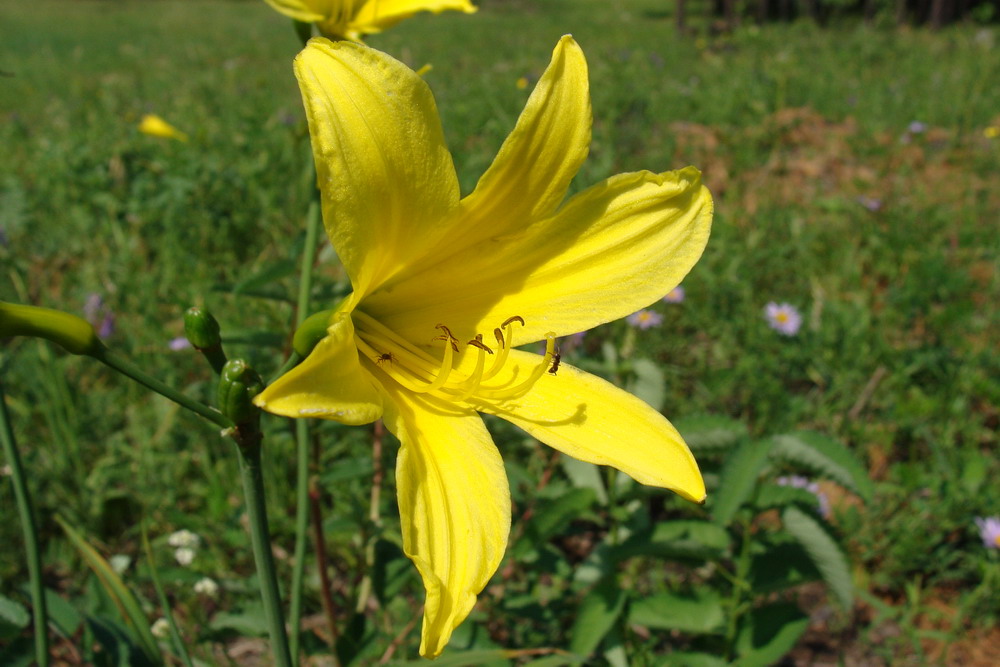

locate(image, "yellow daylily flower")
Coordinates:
137 114 189 142
256 36 713 657
262 0 476 40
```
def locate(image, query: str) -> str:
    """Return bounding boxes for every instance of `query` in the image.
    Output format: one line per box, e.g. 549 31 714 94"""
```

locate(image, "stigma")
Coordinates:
354 313 557 403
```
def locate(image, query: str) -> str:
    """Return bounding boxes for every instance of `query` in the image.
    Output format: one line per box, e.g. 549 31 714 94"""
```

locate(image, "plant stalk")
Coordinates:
0 377 50 667
235 430 293 667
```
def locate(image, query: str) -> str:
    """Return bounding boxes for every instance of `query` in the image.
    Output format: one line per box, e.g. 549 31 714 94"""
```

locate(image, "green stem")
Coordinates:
724 516 754 661
235 432 293 667
0 378 50 667
287 178 323 665
93 348 233 430
289 419 310 664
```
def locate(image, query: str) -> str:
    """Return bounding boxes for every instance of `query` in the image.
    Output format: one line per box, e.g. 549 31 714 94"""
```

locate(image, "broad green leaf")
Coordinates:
612 520 730 562
209 606 269 636
527 487 596 542
0 594 30 640
710 439 774 525
569 578 627 657
55 517 161 664
561 455 608 504
733 603 809 667
628 358 665 412
748 541 821 594
628 590 725 635
674 414 748 454
782 506 854 610
660 652 728 667
41 587 82 638
769 432 873 501
753 483 821 513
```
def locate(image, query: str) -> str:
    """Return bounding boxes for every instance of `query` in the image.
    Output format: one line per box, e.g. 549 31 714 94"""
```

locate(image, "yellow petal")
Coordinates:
368 36 590 295
473 350 705 503
381 385 510 658
294 38 460 297
261 0 326 23
253 313 383 425
456 36 590 240
351 0 477 33
366 167 712 345
137 114 188 142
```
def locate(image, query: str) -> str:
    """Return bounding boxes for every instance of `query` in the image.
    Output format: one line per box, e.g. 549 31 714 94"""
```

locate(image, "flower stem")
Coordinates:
93 347 233 429
0 377 49 667
289 185 323 664
234 430 293 667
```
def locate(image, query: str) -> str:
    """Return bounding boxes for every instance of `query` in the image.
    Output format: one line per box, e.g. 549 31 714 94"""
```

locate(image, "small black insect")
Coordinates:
548 352 561 375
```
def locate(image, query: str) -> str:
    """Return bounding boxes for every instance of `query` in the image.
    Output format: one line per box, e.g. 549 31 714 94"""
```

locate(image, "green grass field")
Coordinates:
2 0 999 664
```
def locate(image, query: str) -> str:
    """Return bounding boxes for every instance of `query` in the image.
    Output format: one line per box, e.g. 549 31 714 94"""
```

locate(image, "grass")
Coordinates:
1 0 999 663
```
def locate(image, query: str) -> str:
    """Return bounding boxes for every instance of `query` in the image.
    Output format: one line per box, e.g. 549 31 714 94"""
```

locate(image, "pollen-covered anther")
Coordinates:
433 323 460 352
467 334 494 355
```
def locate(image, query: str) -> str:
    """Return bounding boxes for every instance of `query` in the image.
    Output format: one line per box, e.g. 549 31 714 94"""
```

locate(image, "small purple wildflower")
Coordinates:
83 293 104 323
974 517 1000 549
856 195 882 212
662 286 686 304
97 313 115 339
776 475 831 518
627 309 663 330
907 121 928 134
169 336 192 351
764 302 802 336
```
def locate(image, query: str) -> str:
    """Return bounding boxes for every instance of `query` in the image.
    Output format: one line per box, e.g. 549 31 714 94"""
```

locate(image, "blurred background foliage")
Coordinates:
1 0 999 664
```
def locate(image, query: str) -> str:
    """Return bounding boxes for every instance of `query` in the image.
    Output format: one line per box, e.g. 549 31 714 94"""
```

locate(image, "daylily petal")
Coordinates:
253 313 383 424
294 38 460 297
381 385 510 658
351 0 477 33
262 0 326 23
473 350 705 503
450 36 590 246
366 167 712 345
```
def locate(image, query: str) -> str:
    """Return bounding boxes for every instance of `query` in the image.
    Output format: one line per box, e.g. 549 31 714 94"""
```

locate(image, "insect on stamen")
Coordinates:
548 350 561 375
374 352 395 366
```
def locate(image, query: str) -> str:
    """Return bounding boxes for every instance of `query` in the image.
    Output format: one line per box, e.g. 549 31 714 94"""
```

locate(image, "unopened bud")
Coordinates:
217 359 264 425
183 307 222 350
293 309 334 357
0 301 104 356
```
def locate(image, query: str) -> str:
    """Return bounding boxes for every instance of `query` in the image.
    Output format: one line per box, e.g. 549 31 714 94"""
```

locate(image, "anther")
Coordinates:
494 328 505 348
502 315 525 328
467 334 494 355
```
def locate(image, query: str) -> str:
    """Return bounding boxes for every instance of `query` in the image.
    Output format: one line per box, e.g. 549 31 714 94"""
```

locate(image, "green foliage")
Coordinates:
1 0 998 664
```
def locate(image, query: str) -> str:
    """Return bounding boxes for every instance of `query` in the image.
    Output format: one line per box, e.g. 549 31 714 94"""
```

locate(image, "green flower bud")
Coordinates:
183 307 222 350
0 301 104 356
293 309 335 358
217 359 264 425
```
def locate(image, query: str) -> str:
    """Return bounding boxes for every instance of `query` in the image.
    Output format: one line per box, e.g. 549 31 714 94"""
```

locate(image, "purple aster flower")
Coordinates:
856 195 882 212
83 293 104 323
97 313 115 339
662 286 686 304
975 517 1000 549
776 475 831 518
169 336 192 351
627 309 664 330
764 302 802 336
907 121 928 134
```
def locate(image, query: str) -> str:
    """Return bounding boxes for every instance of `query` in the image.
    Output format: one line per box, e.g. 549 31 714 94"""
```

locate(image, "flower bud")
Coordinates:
217 359 264 425
183 307 222 350
292 309 335 357
0 301 104 356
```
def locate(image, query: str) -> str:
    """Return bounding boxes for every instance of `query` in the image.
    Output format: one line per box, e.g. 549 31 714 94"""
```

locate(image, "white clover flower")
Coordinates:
167 529 201 549
174 547 196 566
109 554 132 575
151 618 170 639
193 577 220 598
